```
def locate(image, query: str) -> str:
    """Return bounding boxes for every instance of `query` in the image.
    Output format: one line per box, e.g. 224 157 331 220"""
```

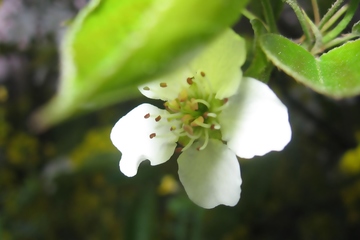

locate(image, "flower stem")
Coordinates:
242 9 258 20
311 0 320 25
284 0 313 44
320 4 348 33
322 0 360 44
261 0 278 33
318 0 343 29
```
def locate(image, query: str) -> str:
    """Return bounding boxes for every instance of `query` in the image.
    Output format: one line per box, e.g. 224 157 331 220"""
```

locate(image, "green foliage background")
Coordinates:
1 0 360 239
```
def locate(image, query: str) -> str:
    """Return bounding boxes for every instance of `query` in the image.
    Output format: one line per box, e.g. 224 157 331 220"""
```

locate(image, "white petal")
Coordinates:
110 103 178 177
219 77 291 159
177 139 241 209
139 67 192 101
190 29 246 99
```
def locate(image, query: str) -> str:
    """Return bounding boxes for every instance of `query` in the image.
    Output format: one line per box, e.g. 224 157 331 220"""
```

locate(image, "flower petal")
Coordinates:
110 103 178 177
139 67 192 101
190 29 246 99
177 139 241 209
219 77 291 159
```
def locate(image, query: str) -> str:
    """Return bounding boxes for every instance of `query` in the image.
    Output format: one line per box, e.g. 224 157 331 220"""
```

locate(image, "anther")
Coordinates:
160 82 167 88
223 98 229 104
181 114 193 124
155 115 161 122
211 124 221 130
187 77 194 85
178 89 188 102
143 86 150 91
200 71 206 77
150 133 156 139
204 112 217 118
144 113 150 119
183 125 194 135
191 116 204 127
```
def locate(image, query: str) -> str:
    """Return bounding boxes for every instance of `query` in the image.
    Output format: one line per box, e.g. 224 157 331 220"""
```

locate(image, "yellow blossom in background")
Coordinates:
340 140 360 175
71 126 117 168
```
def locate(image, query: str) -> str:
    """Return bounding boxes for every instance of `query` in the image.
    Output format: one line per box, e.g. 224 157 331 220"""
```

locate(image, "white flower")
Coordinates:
110 29 291 209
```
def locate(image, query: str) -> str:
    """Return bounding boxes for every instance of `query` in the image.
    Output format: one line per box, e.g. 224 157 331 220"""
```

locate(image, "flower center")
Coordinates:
144 71 228 151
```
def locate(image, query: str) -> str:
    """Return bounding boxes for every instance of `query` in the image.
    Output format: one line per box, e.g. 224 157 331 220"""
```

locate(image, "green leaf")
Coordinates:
260 34 360 98
32 0 249 131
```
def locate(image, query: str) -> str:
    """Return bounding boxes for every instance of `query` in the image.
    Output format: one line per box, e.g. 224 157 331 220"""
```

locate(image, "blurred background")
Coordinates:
1 0 360 239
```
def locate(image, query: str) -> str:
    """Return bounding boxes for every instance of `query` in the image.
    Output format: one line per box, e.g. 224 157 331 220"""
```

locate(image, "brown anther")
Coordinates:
155 115 161 122
175 147 183 153
144 113 150 119
160 82 167 88
183 125 194 135
196 146 201 151
210 124 215 130
223 98 229 104
186 77 193 85
170 126 176 131
150 133 156 139
143 86 150 91
200 71 206 77
203 112 209 118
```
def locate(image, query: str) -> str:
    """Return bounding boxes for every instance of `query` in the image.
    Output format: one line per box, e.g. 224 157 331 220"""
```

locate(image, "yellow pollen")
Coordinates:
167 100 180 112
178 89 188 102
183 125 194 135
191 116 204 127
181 114 193 124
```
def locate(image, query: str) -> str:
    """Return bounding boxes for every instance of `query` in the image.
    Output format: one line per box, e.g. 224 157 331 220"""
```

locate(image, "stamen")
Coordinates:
183 125 194 135
203 112 217 118
211 124 221 130
187 77 194 85
181 138 196 152
213 101 229 112
193 99 210 108
178 89 188 102
143 86 150 91
150 133 156 139
200 71 206 77
190 116 204 127
155 115 161 122
160 82 167 88
198 129 209 151
144 113 150 119
181 114 194 125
